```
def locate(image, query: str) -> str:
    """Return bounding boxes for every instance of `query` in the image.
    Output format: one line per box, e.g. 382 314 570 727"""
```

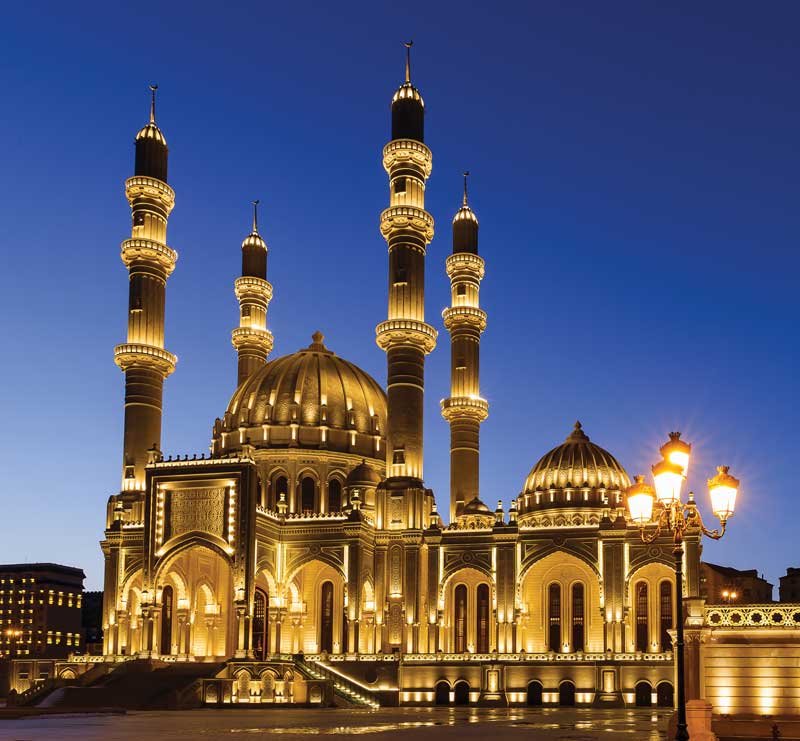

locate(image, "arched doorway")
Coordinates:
434 680 450 705
526 680 543 706
657 682 674 707
635 681 652 707
454 680 470 705
252 588 269 661
559 680 575 706
320 581 334 653
159 585 173 655
476 584 490 653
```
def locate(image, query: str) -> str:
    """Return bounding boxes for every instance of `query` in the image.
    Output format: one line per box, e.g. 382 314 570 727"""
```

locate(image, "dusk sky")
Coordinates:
1 1 797 591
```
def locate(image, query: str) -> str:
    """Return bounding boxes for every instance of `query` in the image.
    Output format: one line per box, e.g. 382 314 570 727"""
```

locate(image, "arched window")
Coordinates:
476 584 490 653
159 585 173 655
454 680 470 705
320 581 334 653
571 583 585 652
660 581 673 651
454 584 467 653
435 681 450 705
274 476 288 509
328 479 342 513
635 582 649 652
301 477 315 513
548 583 561 652
253 588 269 661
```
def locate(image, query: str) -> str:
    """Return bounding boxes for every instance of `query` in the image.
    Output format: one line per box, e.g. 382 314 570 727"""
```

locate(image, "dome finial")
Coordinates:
252 199 260 234
149 83 158 124
567 420 590 442
404 40 413 83
463 171 470 206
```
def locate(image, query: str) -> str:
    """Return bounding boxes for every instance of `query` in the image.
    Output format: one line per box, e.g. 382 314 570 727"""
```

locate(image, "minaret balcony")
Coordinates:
121 238 178 274
125 176 175 213
382 139 432 177
375 319 437 354
379 206 434 244
234 276 273 303
445 253 485 280
442 306 487 332
231 326 274 354
114 343 177 376
441 395 489 422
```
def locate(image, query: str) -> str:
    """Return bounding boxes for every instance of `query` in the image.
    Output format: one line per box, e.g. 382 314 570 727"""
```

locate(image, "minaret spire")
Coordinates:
377 44 436 488
232 201 274 386
114 90 177 491
442 176 487 520
404 40 413 83
149 84 157 124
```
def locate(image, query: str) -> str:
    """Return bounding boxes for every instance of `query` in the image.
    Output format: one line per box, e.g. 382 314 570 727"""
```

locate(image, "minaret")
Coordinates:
114 85 177 491
231 200 274 385
441 173 488 520
376 42 437 484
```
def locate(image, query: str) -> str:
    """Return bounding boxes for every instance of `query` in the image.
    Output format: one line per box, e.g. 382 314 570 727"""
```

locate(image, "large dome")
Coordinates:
214 332 386 461
517 422 631 520
523 422 630 492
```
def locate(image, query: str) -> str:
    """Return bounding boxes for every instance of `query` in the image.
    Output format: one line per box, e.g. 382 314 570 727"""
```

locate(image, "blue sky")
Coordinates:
0 1 797 590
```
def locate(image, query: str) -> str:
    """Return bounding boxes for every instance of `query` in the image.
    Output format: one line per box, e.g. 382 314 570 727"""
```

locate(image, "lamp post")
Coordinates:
627 432 739 741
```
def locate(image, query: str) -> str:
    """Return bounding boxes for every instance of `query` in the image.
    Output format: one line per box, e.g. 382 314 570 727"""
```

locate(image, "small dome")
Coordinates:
452 204 478 226
242 230 266 250
346 460 382 487
522 421 631 494
217 333 386 461
392 82 425 107
462 496 492 515
135 122 167 146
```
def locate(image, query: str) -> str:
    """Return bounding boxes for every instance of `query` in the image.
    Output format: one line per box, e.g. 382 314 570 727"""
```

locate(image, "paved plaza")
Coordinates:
0 707 671 741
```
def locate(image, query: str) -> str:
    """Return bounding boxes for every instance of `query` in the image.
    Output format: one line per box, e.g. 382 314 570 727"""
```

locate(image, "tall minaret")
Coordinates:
114 86 178 491
376 42 437 484
231 200 274 385
441 173 488 520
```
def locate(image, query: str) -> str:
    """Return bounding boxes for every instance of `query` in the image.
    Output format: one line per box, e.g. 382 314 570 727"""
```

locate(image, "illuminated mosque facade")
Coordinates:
95 52 693 707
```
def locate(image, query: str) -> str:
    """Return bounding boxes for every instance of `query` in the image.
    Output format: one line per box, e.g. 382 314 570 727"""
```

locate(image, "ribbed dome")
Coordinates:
135 122 167 146
242 230 266 250
346 460 382 487
462 496 491 515
216 333 386 461
522 422 631 493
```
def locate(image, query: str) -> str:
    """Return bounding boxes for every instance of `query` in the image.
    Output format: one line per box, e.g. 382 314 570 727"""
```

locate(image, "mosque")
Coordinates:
95 50 692 707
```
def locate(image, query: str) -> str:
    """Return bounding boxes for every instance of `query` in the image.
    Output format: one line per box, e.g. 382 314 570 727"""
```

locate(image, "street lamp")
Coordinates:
627 433 739 741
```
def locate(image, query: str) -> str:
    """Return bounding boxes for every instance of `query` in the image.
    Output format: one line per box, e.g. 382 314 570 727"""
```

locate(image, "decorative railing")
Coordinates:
296 656 380 709
705 603 800 628
401 651 671 662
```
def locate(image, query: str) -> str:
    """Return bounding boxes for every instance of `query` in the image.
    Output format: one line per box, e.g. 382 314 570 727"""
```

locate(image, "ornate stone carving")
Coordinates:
166 487 226 540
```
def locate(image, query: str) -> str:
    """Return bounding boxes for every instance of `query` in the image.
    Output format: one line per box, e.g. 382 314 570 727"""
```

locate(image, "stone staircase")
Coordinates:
29 660 224 710
295 657 380 709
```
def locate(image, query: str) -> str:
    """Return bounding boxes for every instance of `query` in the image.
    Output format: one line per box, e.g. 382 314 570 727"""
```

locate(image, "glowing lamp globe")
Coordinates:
652 459 684 506
627 475 655 526
660 432 692 476
708 465 739 522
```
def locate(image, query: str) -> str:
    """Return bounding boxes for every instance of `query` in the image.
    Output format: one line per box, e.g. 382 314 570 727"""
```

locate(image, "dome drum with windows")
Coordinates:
517 422 631 517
